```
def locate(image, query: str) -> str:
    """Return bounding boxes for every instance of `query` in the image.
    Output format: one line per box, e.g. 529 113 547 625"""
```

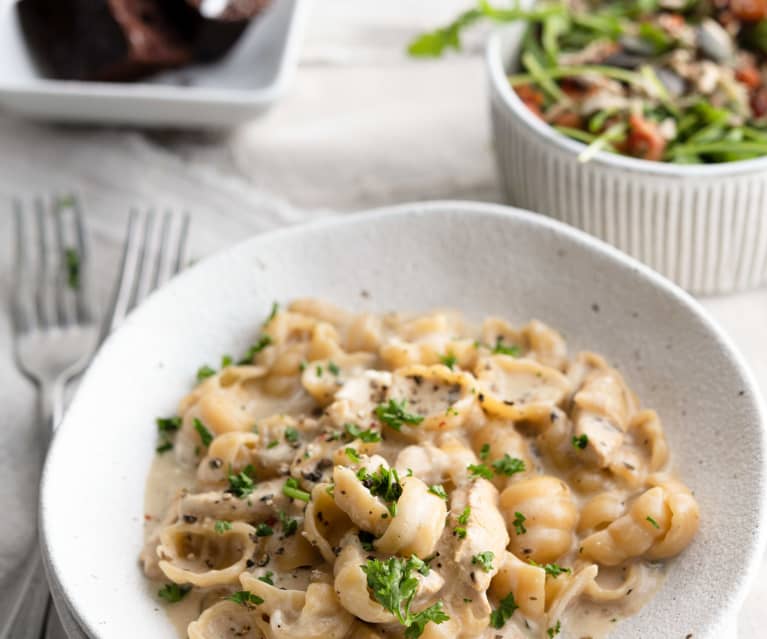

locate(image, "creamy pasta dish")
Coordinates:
141 299 700 639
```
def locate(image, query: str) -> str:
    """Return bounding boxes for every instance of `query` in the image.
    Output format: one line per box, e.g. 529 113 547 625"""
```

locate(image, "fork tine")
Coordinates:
155 211 190 287
33 198 54 329
132 209 159 304
171 211 190 276
11 200 34 334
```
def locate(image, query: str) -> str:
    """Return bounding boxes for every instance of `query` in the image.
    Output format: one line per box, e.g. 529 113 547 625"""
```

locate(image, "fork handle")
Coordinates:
0 548 50 639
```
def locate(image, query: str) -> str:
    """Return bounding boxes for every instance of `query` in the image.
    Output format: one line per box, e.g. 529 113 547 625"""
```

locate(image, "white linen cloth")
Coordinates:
0 1 765 636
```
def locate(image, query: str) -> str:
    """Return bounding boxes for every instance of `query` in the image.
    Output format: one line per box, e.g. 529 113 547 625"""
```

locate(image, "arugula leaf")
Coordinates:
490 591 519 629
375 399 424 431
227 590 264 606
345 423 382 443
227 464 257 498
157 583 191 603
492 454 525 476
407 8 483 57
193 418 213 447
362 556 450 637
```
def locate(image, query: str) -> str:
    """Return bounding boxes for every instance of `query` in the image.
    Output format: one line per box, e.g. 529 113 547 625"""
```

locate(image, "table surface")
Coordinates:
0 1 765 636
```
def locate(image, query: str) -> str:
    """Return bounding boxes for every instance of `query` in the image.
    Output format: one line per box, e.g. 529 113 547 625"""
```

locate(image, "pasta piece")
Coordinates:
197 432 259 490
301 353 377 406
521 320 568 371
187 600 261 639
577 492 625 534
325 370 392 428
490 551 546 619
157 521 256 587
479 317 524 353
333 534 397 623
178 478 290 523
261 527 321 572
644 476 700 560
500 476 578 563
471 420 532 488
394 437 476 487
380 312 475 369
332 459 392 536
545 564 599 630
345 313 384 354
585 562 649 602
374 476 447 558
476 356 571 423
288 298 353 329
239 574 355 639
303 482 354 563
630 410 669 472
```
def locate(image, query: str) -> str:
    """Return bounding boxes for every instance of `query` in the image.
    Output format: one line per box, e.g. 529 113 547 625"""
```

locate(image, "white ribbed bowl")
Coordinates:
487 26 767 295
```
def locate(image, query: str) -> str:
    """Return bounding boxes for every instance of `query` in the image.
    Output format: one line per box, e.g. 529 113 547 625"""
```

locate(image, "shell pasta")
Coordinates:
141 300 699 639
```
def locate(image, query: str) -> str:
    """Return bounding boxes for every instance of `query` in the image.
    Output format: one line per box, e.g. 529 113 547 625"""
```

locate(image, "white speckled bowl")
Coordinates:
41 202 767 638
487 26 767 295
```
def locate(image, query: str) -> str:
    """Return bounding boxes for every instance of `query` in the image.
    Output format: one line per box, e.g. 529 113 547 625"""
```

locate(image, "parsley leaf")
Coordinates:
471 551 495 572
227 464 256 498
428 484 448 500
572 434 589 449
255 522 274 537
344 423 382 443
467 463 494 479
196 364 216 382
440 353 457 370
512 511 527 535
193 418 213 447
357 465 403 515
238 335 272 365
227 591 264 607
328 361 341 376
156 416 182 433
490 592 519 629
646 515 660 529
362 556 449 637
156 441 173 454
359 530 376 552
454 506 471 538
284 427 300 444
375 399 424 431
214 520 232 534
547 620 562 637
479 443 491 461
157 583 191 603
283 477 311 502
345 447 361 463
258 571 274 585
529 560 571 578
492 454 526 476
492 337 522 357
266 301 279 323
221 354 232 368
279 510 298 536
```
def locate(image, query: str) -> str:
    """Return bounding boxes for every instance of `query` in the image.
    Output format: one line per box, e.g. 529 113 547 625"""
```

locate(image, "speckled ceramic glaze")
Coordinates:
487 26 767 295
41 202 767 638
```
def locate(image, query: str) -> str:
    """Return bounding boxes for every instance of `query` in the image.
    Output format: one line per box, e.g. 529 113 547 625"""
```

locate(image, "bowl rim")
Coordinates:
486 26 767 177
40 200 767 638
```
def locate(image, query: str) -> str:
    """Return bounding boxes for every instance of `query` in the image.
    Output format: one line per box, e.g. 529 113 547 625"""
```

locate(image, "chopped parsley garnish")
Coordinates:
156 441 173 454
428 484 448 500
467 463 494 479
529 560 571 578
440 353 457 370
345 447 361 463
214 520 232 534
646 515 660 529
572 434 589 449
267 301 279 323
512 511 527 535
361 556 449 638
227 591 264 607
196 365 216 382
279 510 298 536
227 464 256 498
492 337 521 357
284 427 300 444
283 477 311 502
359 530 376 551
316 365 323 377
193 418 213 447
489 591 519 629
237 335 272 365
157 583 191 603
328 361 341 376
157 416 182 433
471 551 495 572
454 506 471 538
299 360 308 372
357 465 403 515
492 454 526 476
547 620 562 637
64 247 80 290
258 571 274 585
267 440 279 449
479 443 491 461
221 354 232 367
375 398 424 431
344 423 382 443
255 523 274 537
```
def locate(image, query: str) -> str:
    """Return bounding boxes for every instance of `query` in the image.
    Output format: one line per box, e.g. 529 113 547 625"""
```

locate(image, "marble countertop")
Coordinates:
0 1 764 636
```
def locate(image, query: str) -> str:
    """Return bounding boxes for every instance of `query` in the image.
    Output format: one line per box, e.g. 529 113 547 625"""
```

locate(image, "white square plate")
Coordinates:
0 0 310 127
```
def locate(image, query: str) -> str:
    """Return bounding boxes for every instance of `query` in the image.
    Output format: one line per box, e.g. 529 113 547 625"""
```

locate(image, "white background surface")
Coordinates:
0 0 765 635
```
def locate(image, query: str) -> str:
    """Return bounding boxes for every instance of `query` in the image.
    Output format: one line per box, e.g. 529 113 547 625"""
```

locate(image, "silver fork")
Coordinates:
5 196 100 639
41 209 189 639
5 204 190 639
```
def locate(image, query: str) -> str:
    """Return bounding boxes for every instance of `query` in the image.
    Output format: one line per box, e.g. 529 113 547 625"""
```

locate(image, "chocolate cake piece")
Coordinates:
17 0 194 81
187 0 271 22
